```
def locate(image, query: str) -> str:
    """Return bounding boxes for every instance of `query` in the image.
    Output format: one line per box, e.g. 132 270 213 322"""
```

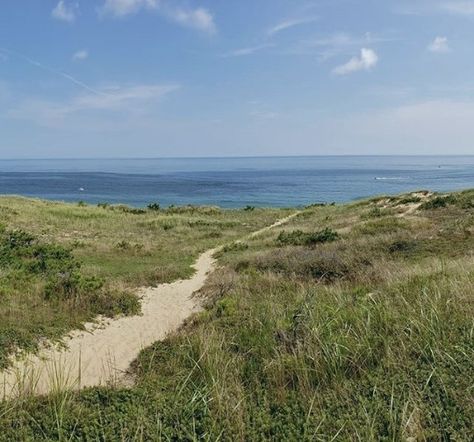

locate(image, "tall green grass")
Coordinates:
0 190 472 440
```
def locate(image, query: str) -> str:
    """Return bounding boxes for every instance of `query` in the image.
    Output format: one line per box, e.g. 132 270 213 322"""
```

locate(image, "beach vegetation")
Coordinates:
0 190 472 440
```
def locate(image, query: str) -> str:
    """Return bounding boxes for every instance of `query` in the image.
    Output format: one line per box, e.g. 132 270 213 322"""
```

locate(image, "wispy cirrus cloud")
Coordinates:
1 48 102 95
222 44 274 57
7 83 180 127
51 0 78 23
333 48 378 75
101 0 216 33
223 15 317 58
0 47 179 125
72 84 179 110
267 16 318 37
294 32 392 61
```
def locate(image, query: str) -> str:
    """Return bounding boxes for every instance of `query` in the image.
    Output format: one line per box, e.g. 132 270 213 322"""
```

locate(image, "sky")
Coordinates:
1 0 474 158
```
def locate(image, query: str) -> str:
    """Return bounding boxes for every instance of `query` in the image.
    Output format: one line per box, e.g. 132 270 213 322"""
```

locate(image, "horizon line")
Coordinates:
1 154 474 161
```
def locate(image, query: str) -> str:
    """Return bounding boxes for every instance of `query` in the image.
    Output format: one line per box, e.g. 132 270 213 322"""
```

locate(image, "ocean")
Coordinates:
0 156 473 208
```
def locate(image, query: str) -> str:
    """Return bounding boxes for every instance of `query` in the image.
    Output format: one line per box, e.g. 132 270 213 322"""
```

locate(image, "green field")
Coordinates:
0 191 473 440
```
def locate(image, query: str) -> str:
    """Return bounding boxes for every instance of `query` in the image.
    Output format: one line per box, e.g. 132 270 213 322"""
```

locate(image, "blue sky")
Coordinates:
1 0 474 158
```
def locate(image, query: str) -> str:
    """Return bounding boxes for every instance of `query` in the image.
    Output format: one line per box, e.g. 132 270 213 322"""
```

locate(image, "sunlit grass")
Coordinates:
0 190 473 440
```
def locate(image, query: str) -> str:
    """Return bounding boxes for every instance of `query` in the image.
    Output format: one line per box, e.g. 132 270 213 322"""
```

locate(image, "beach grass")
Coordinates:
0 196 290 369
0 190 473 440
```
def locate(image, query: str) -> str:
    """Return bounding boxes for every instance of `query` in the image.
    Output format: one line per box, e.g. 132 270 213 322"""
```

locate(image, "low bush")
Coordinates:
147 203 160 211
420 195 457 210
397 195 422 205
387 239 418 255
221 241 249 253
305 202 327 208
277 228 339 246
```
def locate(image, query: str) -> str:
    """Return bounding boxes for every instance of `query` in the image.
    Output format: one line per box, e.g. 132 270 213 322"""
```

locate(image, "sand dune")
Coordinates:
1 213 299 399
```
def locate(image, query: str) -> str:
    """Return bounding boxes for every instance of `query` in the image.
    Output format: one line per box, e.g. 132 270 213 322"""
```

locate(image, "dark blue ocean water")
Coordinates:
0 156 473 208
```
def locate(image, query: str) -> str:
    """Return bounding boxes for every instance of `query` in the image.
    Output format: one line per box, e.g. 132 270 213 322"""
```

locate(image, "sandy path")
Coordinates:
1 212 299 399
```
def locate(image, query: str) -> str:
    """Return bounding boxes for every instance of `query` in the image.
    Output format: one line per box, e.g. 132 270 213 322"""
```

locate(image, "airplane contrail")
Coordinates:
0 47 107 96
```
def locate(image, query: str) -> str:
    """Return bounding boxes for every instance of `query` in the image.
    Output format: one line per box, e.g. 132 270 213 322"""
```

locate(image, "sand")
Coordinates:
0 213 299 399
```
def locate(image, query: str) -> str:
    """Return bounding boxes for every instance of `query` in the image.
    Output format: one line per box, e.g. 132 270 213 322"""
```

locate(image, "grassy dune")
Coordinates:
0 197 289 368
0 191 473 440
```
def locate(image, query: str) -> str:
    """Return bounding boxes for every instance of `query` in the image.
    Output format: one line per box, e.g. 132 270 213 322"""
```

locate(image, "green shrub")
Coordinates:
222 241 249 253
305 202 326 209
277 228 339 246
115 240 131 250
387 239 418 255
0 227 144 367
420 195 456 210
397 195 421 205
147 202 160 211
366 206 384 218
455 190 474 209
89 289 140 317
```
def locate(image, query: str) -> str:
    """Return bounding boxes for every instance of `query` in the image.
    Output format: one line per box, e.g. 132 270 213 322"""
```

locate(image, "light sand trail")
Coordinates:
1 212 299 399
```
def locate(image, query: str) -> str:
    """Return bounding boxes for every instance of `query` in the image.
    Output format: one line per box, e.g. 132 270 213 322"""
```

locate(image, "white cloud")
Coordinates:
51 1 78 23
333 48 378 75
428 36 450 53
166 7 216 34
101 0 216 33
9 50 101 95
439 1 474 14
307 32 367 60
396 1 474 16
267 17 318 37
7 84 180 127
73 84 179 110
223 44 273 57
101 0 158 17
295 32 393 61
72 49 89 61
329 99 474 153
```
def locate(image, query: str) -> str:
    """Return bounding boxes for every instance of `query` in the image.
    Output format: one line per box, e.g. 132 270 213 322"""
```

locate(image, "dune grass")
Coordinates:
0 190 473 440
0 196 289 369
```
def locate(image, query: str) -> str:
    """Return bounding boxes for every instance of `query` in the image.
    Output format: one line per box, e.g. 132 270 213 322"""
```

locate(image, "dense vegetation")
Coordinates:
0 197 288 369
0 190 473 440
0 227 138 368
